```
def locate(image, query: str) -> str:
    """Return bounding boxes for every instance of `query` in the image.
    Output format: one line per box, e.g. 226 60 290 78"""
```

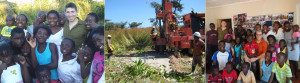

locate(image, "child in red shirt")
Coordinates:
208 65 222 83
244 35 259 80
222 62 237 83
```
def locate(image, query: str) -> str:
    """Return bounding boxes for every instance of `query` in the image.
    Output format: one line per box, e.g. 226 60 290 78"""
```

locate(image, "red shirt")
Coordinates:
193 40 203 55
244 41 258 56
222 69 237 83
208 73 222 83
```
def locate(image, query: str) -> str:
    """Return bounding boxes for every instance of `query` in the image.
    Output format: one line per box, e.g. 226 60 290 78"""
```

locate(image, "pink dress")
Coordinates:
92 51 105 83
271 44 280 62
292 32 300 39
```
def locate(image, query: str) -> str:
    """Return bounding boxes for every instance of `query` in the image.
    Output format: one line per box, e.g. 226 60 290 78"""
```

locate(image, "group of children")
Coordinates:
0 6 104 83
207 21 300 83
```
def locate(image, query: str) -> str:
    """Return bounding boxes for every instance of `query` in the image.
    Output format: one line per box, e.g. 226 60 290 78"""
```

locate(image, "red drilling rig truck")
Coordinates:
154 0 205 57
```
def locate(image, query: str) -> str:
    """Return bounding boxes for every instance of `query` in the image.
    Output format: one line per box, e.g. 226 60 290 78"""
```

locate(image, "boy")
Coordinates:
208 65 222 83
212 40 232 71
222 62 237 83
1 15 16 42
237 62 256 83
206 23 218 70
261 51 274 83
268 53 292 83
36 65 60 83
244 35 259 79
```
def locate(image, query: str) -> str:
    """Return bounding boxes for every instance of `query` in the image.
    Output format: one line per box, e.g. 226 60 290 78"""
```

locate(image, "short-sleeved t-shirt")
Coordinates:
212 51 232 70
261 61 274 82
208 73 222 83
222 69 237 83
253 39 268 56
272 63 292 83
244 42 258 56
206 30 218 45
1 26 16 37
237 70 256 83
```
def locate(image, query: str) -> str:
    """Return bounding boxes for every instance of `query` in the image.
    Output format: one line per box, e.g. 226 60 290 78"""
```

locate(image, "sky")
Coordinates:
105 0 205 28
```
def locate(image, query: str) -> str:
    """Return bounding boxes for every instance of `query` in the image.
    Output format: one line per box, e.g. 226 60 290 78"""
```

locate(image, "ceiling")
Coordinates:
206 0 259 8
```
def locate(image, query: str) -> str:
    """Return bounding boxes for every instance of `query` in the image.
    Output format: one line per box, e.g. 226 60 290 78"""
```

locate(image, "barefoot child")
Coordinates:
208 65 222 83
1 15 16 42
261 51 274 83
237 62 256 83
222 62 237 83
268 53 292 83
0 42 30 83
57 38 83 82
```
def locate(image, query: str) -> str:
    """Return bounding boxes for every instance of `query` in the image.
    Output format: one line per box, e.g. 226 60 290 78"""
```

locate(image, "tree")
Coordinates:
171 0 183 15
105 22 115 30
115 21 127 29
129 22 142 28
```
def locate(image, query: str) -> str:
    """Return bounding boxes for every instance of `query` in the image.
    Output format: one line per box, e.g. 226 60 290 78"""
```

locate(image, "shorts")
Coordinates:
192 55 202 67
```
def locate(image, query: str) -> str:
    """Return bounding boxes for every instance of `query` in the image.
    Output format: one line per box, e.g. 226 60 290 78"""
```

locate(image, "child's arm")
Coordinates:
26 36 39 68
286 77 291 83
268 72 274 83
18 55 31 83
78 49 91 79
47 43 58 69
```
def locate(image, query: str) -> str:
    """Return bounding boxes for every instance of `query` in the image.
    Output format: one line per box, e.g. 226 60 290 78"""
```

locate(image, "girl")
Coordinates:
85 12 101 53
58 13 66 28
27 25 59 80
267 35 279 62
78 46 93 83
234 37 242 69
16 14 30 38
57 38 82 82
224 28 234 40
225 35 232 52
278 39 289 65
0 42 30 83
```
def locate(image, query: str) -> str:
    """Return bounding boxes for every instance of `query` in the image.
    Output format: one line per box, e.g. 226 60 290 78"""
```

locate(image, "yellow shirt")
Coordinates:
237 70 256 83
1 26 16 37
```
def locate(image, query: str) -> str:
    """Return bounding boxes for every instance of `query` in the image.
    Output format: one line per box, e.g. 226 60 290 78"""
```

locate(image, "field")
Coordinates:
105 27 205 82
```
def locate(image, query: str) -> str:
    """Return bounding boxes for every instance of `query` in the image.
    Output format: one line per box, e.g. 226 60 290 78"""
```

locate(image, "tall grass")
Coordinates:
105 27 152 55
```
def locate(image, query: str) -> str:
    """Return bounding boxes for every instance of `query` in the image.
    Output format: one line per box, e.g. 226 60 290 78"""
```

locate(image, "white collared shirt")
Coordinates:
57 53 83 83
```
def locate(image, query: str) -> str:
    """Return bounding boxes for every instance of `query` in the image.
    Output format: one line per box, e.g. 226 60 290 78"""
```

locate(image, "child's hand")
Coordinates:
26 35 36 48
18 55 26 65
77 45 86 62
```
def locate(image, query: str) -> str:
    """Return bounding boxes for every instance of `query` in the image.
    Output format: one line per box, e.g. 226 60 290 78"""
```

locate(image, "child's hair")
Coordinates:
11 27 25 38
65 2 77 11
0 42 12 56
273 21 282 28
219 40 226 45
47 10 59 18
263 24 268 27
35 65 50 76
243 62 250 68
6 15 15 21
279 39 286 45
17 14 28 22
87 12 100 23
209 23 215 26
255 24 261 27
267 35 277 42
63 38 75 48
226 62 233 67
266 50 273 55
276 52 286 60
283 21 290 26
33 25 52 37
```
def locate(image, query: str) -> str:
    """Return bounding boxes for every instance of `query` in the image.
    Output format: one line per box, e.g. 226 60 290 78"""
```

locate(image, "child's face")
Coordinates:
293 26 299 32
6 16 15 26
246 30 251 35
36 28 49 43
228 28 232 33
242 64 249 74
83 47 93 62
265 52 271 62
276 54 285 64
212 68 219 75
37 13 46 23
270 46 275 52
92 34 105 51
226 36 232 42
11 33 25 48
236 38 240 44
16 15 27 28
226 64 233 72
279 41 285 48
247 36 253 43
210 24 215 30
85 15 96 31
47 13 58 27
268 37 275 45
21 43 31 57
284 24 290 29
59 13 66 25
273 23 279 30
60 40 74 55
255 25 261 31
0 50 13 64
37 70 51 83
219 42 225 51
263 26 268 33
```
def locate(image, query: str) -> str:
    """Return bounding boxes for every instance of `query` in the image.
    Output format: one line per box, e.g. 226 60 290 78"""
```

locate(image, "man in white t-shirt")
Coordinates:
212 40 232 71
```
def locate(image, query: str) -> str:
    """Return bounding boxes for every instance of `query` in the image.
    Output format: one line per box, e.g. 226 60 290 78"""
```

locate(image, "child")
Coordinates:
244 35 259 80
212 40 232 71
57 38 83 82
59 13 66 28
16 14 30 37
230 40 235 59
261 51 274 83
278 39 289 65
234 37 242 68
238 41 246 71
36 65 60 83
225 35 232 52
208 65 222 83
224 28 234 40
222 62 237 83
1 15 16 42
291 25 299 51
267 35 279 62
0 42 30 83
78 46 93 83
21 41 36 79
237 62 256 83
86 27 105 82
268 53 292 83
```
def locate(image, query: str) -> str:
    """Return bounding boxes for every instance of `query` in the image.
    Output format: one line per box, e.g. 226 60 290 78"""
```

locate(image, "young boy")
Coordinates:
208 65 222 83
222 62 237 83
36 65 60 83
57 38 82 82
206 23 218 70
212 40 232 71
237 62 256 83
1 15 16 42
261 51 274 83
268 53 292 83
244 35 259 79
